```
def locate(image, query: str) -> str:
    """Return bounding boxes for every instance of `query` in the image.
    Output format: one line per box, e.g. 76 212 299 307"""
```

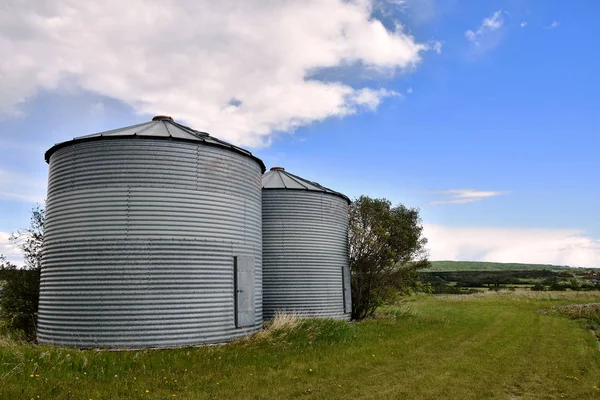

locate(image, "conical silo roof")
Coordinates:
262 167 350 204
45 115 265 172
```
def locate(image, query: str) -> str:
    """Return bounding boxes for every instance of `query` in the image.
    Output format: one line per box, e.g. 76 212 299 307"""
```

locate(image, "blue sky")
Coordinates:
1 0 599 266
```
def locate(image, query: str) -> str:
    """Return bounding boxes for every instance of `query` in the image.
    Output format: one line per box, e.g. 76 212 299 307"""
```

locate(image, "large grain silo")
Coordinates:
262 167 351 320
39 116 265 348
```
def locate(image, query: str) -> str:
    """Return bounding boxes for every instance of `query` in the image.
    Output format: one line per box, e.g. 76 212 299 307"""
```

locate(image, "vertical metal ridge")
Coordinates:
39 139 263 349
262 190 350 320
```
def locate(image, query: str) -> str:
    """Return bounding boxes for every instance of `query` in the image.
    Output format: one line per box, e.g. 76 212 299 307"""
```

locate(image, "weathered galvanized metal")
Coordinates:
38 117 265 348
262 167 351 320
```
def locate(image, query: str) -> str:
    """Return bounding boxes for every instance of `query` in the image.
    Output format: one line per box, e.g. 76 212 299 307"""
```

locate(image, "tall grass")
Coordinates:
251 312 355 346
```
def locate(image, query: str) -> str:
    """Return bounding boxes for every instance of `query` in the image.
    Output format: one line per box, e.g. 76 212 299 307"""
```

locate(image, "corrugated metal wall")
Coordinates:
262 190 350 320
38 139 263 348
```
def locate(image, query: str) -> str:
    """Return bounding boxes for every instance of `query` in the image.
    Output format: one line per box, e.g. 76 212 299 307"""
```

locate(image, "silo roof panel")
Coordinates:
75 121 153 138
45 118 265 172
262 167 350 204
279 173 310 189
262 171 284 188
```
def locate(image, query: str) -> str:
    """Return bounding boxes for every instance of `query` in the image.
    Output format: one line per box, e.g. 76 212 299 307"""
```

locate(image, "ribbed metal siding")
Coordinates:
38 139 262 348
262 190 350 320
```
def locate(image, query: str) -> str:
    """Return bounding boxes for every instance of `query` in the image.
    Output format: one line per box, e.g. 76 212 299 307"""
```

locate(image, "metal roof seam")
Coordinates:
132 121 157 136
171 121 197 134
163 121 172 137
284 172 310 190
276 171 287 187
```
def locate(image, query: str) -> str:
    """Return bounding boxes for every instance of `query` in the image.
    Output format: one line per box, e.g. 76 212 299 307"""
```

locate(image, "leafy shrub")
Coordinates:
349 196 429 320
0 205 44 340
0 266 40 339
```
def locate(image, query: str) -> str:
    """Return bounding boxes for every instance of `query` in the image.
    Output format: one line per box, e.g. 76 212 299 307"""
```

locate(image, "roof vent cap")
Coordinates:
270 166 285 171
152 115 173 121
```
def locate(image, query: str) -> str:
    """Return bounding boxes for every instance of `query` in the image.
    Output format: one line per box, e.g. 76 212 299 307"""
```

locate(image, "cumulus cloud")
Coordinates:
550 21 560 29
0 0 432 147
427 189 506 205
0 170 46 203
424 224 600 268
520 21 527 28
464 10 504 49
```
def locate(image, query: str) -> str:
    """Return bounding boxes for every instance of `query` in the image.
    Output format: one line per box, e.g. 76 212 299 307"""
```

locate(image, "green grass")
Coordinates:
427 260 571 272
2 292 600 399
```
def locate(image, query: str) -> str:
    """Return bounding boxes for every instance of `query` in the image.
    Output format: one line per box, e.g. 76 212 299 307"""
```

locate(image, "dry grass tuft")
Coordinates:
238 312 354 346
375 303 415 320
542 303 600 323
0 333 21 348
0 322 26 348
253 312 303 341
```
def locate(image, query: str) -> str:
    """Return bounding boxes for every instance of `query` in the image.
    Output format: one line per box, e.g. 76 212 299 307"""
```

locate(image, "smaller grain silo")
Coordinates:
262 167 351 320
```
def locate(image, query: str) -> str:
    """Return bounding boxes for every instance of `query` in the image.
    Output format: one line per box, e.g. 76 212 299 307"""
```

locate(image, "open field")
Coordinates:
1 291 600 399
427 260 571 272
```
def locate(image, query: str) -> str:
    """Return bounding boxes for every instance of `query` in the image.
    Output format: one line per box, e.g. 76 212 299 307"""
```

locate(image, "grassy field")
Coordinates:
427 260 571 272
2 292 600 399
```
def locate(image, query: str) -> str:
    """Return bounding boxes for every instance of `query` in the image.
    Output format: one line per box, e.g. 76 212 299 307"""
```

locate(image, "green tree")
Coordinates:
349 196 429 320
0 205 44 338
10 204 45 271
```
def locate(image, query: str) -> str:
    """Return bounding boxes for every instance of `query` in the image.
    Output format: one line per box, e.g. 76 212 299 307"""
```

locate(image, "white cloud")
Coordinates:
550 21 560 29
427 189 506 205
351 88 399 111
0 170 46 203
0 232 23 266
0 0 432 147
429 40 444 54
424 224 600 268
482 11 504 29
464 10 504 47
406 87 413 94
520 21 527 28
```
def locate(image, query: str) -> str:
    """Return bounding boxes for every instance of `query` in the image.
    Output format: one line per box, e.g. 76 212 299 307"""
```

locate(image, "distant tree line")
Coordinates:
531 276 600 292
420 269 600 293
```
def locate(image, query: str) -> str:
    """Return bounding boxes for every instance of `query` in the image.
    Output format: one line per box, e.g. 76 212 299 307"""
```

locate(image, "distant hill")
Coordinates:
426 261 571 272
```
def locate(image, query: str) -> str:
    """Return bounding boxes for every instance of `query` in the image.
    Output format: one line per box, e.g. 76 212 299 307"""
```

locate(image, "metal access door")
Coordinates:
234 256 255 328
342 264 352 314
